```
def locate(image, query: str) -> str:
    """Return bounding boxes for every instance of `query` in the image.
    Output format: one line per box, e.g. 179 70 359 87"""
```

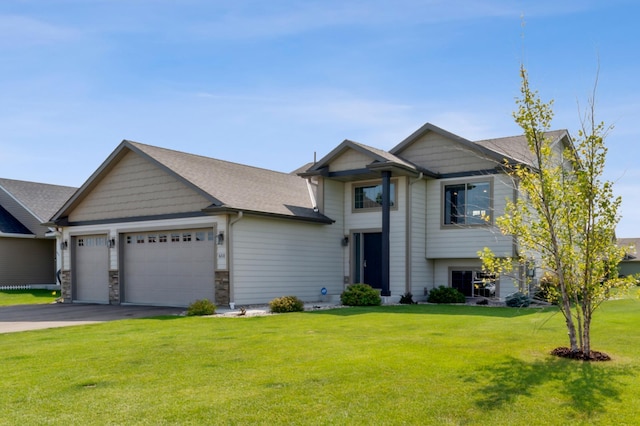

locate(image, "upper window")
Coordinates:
354 181 396 211
443 181 491 225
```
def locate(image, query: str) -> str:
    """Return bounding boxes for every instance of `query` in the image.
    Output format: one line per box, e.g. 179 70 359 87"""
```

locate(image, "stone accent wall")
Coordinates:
215 270 230 306
109 270 120 305
60 270 72 303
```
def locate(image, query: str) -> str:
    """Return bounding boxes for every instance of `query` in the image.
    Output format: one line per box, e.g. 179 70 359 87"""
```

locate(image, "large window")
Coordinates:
443 181 491 225
354 181 396 210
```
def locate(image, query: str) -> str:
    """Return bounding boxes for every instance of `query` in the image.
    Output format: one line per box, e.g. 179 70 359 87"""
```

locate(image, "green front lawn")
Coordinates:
2 299 640 424
0 289 59 306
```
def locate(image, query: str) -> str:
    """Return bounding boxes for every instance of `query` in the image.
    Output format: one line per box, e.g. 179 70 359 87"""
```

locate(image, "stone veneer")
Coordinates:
60 269 72 303
215 270 230 306
109 270 120 304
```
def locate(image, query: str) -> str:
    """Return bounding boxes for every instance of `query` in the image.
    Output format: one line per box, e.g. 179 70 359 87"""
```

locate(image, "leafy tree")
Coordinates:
479 66 632 359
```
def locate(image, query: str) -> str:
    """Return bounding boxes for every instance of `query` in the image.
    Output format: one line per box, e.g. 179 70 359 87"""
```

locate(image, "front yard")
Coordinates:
1 299 640 424
0 289 58 306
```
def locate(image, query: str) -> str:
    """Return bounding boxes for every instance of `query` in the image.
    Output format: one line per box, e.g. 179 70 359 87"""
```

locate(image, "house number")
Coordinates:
218 253 225 259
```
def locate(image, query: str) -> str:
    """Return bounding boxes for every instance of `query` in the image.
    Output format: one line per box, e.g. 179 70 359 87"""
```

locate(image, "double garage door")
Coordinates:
74 229 215 307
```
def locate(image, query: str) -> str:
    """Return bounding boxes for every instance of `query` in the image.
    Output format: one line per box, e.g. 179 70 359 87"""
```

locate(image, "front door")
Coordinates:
353 232 383 289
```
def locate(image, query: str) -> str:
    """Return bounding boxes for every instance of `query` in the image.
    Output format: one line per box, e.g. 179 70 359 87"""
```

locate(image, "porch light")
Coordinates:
107 238 116 248
60 240 68 250
217 232 225 245
341 236 349 247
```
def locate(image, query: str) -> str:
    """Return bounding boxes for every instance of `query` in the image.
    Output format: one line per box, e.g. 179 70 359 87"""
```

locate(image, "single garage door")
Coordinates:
74 235 110 303
123 229 215 307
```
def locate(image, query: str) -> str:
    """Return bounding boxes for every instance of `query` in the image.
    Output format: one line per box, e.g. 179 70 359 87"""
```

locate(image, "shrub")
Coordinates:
341 284 381 306
269 295 305 313
427 286 466 304
186 299 216 316
399 292 416 304
533 273 560 304
505 292 531 308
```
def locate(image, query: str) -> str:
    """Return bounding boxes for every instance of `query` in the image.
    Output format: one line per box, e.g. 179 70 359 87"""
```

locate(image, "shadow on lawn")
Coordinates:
308 304 548 318
472 355 636 418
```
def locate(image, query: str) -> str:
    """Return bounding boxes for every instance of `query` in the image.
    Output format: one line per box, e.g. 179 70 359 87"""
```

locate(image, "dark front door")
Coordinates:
451 270 473 297
363 232 382 289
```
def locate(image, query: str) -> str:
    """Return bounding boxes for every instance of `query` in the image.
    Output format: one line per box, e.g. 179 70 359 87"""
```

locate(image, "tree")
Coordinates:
479 66 632 360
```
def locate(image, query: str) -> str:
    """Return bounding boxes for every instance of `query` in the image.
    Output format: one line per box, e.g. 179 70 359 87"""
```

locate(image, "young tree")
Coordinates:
479 66 631 360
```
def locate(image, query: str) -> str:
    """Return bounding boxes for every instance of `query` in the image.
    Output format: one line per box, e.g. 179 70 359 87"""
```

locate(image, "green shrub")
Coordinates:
269 295 305 313
399 292 416 304
186 299 216 316
340 284 381 306
505 292 531 307
427 286 466 304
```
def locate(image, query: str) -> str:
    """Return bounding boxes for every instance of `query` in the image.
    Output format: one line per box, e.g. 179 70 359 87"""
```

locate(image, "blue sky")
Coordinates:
2 0 640 235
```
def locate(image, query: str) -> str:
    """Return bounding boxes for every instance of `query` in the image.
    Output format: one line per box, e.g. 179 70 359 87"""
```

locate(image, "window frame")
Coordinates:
441 177 493 227
352 178 399 213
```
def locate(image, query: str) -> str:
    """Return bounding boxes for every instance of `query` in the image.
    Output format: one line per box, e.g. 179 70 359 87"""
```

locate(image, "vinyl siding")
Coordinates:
398 132 497 174
69 151 210 222
426 174 514 259
0 237 55 285
322 179 347 284
407 178 431 299
231 216 343 304
329 149 372 172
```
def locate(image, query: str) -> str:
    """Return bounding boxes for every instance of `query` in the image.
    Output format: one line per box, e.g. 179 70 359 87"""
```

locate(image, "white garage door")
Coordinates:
123 229 215 307
75 235 110 303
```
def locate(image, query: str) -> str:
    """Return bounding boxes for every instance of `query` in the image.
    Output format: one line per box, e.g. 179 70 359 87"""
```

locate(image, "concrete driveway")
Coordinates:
0 303 184 334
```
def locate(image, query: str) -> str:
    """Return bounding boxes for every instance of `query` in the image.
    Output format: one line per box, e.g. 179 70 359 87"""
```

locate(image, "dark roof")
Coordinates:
474 130 570 167
0 205 31 235
617 238 640 261
0 178 77 222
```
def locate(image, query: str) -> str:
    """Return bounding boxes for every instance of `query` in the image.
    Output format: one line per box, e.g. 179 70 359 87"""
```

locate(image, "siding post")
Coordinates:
381 171 391 296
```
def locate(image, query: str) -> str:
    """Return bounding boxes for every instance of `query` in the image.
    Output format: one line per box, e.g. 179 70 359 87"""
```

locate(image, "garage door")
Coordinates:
123 229 215 307
74 235 110 303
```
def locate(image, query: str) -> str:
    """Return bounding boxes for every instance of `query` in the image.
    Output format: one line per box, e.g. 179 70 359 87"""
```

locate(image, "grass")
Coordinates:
0 289 59 306
1 299 640 425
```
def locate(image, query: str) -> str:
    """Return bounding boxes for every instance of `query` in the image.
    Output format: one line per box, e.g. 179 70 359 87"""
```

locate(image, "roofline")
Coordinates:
0 185 42 223
49 140 223 223
390 122 518 165
202 206 335 224
306 139 397 172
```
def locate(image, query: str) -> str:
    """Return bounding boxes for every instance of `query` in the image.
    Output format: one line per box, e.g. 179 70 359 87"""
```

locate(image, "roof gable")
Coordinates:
474 130 570 167
52 140 331 224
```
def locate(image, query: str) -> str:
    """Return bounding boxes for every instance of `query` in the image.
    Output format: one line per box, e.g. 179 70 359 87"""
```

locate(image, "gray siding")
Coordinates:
398 132 497 174
407 178 432 298
329 149 372 172
70 151 210 222
0 237 55 285
231 216 343 305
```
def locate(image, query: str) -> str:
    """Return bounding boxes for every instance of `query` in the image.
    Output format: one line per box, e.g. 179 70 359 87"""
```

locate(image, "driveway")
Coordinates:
0 303 184 334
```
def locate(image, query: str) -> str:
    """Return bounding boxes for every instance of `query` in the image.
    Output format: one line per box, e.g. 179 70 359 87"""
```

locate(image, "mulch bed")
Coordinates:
550 347 611 361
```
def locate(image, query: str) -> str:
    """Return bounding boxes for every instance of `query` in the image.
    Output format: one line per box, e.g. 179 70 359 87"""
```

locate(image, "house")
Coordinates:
0 178 77 288
616 238 640 279
48 123 572 307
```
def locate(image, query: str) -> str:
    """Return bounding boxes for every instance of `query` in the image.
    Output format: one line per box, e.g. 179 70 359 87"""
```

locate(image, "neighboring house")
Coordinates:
48 123 572 307
0 178 77 287
616 238 640 278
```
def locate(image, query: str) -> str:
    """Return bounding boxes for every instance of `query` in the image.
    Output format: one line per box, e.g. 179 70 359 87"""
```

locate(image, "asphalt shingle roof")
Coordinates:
474 130 568 166
0 178 77 222
127 141 330 222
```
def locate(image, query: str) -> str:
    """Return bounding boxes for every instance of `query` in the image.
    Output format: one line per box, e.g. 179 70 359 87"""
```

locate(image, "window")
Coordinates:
171 233 180 242
196 232 205 242
148 235 157 243
182 232 192 242
354 181 396 210
136 235 145 244
443 181 491 225
78 238 84 247
159 234 167 243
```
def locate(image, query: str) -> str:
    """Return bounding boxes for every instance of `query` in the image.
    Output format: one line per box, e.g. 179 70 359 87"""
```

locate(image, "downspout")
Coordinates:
227 211 244 307
406 173 424 294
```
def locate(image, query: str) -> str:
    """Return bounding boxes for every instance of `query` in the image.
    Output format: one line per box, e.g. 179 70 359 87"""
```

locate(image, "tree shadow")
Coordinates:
306 304 548 318
473 355 636 418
